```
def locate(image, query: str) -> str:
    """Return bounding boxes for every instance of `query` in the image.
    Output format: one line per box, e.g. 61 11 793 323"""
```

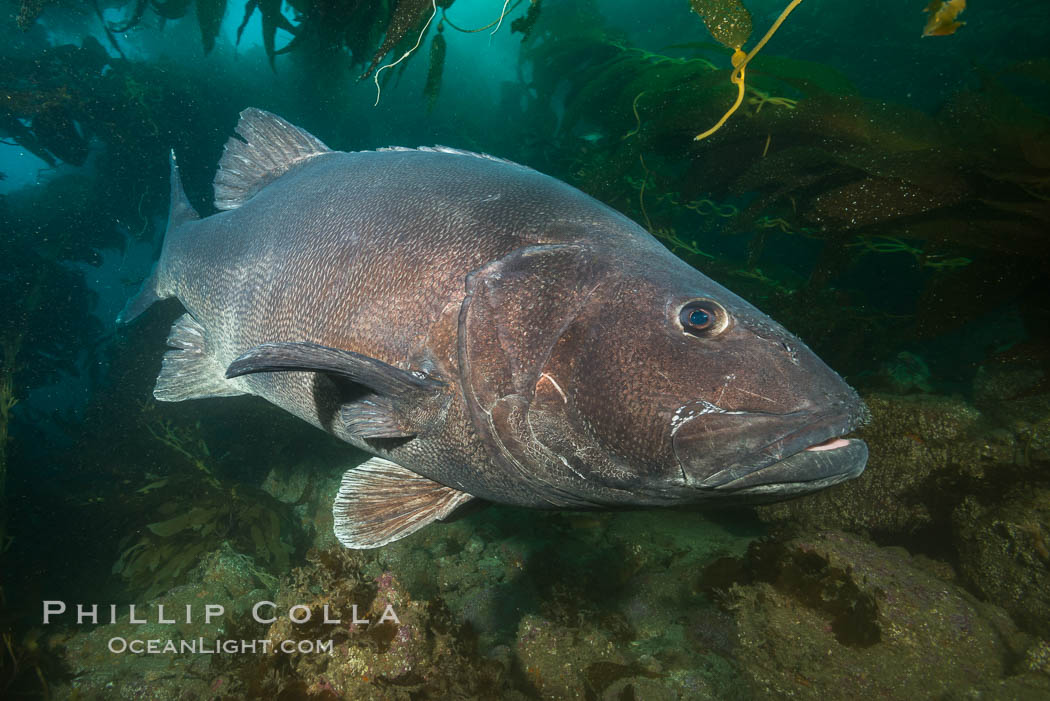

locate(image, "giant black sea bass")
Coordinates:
119 109 870 549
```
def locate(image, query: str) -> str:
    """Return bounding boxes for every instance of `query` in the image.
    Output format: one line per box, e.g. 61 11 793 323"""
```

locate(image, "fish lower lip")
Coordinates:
805 437 851 452
698 438 868 490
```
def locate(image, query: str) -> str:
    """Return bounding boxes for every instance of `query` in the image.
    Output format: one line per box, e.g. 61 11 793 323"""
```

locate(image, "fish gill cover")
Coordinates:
0 0 1048 699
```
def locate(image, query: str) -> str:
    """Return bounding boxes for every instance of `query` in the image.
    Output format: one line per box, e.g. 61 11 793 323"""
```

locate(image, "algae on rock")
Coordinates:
56 542 275 700
114 408 297 599
758 392 996 537
703 531 1039 701
953 488 1050 638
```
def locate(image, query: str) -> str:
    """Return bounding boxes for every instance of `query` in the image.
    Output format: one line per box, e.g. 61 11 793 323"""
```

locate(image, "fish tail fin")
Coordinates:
165 149 200 231
116 267 161 324
117 151 199 324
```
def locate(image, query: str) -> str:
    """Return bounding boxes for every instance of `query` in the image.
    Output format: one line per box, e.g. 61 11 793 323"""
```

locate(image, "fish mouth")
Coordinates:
696 437 867 492
672 405 868 495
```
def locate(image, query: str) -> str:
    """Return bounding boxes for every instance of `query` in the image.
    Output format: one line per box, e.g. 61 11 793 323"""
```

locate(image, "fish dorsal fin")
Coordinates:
333 457 474 548
214 108 331 211
375 145 532 170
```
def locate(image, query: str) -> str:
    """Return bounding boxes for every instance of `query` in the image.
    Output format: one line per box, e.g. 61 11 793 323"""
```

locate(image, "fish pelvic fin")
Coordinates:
213 108 331 211
154 314 247 401
340 396 416 439
333 457 474 549
116 152 197 324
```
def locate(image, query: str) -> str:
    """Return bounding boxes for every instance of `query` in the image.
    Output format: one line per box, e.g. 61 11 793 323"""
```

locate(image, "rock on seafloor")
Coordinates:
757 392 1012 535
702 530 1050 700
954 487 1050 638
55 543 275 700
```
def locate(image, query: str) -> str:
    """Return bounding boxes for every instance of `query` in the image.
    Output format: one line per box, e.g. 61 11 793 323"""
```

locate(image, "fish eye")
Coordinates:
678 300 729 337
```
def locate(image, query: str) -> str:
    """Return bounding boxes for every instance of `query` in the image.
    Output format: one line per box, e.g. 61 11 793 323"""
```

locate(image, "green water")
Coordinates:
1 1 1048 698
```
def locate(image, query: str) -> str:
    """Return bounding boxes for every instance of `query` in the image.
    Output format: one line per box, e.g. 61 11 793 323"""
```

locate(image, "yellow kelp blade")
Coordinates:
690 0 753 50
694 0 805 141
922 0 966 37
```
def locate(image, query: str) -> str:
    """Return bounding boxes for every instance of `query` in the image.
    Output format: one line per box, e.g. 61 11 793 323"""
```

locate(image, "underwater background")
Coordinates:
1 0 1049 698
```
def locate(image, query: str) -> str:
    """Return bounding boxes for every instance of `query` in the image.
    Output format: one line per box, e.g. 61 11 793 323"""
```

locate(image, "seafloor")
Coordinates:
5 353 1046 700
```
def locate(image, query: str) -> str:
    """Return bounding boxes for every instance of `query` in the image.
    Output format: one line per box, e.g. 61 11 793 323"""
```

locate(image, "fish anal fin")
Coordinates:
214 108 331 211
154 314 247 402
333 457 473 549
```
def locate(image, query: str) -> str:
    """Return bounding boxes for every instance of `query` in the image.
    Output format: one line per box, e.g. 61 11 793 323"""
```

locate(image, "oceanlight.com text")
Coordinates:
107 637 334 655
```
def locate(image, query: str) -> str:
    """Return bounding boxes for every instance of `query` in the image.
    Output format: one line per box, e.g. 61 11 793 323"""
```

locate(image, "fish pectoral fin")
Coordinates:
226 341 445 397
333 457 474 549
154 314 247 402
228 342 445 439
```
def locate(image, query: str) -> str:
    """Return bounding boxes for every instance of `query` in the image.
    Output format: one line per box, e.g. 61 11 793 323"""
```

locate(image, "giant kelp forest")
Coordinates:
1 0 1049 699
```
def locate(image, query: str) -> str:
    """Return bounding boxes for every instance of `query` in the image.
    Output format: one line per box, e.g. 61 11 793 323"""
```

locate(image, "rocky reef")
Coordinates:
39 500 761 699
758 357 1050 639
757 392 1020 537
701 531 1050 700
